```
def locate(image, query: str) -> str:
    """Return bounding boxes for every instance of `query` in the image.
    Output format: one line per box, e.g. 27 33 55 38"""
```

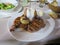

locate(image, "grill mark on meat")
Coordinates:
10 10 45 32
30 23 38 30
27 25 34 32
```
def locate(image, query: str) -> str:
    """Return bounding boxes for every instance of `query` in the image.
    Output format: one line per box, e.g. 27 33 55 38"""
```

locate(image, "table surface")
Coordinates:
0 1 60 45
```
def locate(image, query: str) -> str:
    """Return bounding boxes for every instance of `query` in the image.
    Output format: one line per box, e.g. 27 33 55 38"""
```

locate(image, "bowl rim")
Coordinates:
0 12 12 19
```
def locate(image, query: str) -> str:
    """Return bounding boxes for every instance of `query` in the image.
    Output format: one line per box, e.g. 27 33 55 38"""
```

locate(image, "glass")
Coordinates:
39 0 45 4
16 0 29 13
39 0 48 7
20 0 29 7
39 0 45 7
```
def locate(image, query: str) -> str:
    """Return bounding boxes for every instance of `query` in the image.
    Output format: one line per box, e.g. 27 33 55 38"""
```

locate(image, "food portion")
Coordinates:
49 12 58 19
48 0 60 13
51 0 58 6
27 10 45 32
0 3 15 10
10 9 45 33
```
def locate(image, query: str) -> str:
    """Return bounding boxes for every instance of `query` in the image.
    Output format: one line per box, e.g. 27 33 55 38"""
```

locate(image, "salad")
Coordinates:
0 3 15 10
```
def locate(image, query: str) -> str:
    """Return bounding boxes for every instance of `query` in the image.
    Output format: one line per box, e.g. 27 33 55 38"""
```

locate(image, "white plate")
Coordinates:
8 13 55 42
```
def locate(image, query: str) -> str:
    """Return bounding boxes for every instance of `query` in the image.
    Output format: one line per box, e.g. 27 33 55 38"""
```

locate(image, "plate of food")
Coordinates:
0 0 23 13
47 0 60 13
8 8 55 42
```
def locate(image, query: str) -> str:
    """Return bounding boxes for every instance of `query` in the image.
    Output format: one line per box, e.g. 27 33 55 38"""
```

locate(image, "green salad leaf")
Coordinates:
0 3 15 10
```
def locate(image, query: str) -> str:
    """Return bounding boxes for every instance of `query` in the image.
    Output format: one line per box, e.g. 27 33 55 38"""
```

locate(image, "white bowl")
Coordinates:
0 12 12 39
0 12 11 19
0 0 22 13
